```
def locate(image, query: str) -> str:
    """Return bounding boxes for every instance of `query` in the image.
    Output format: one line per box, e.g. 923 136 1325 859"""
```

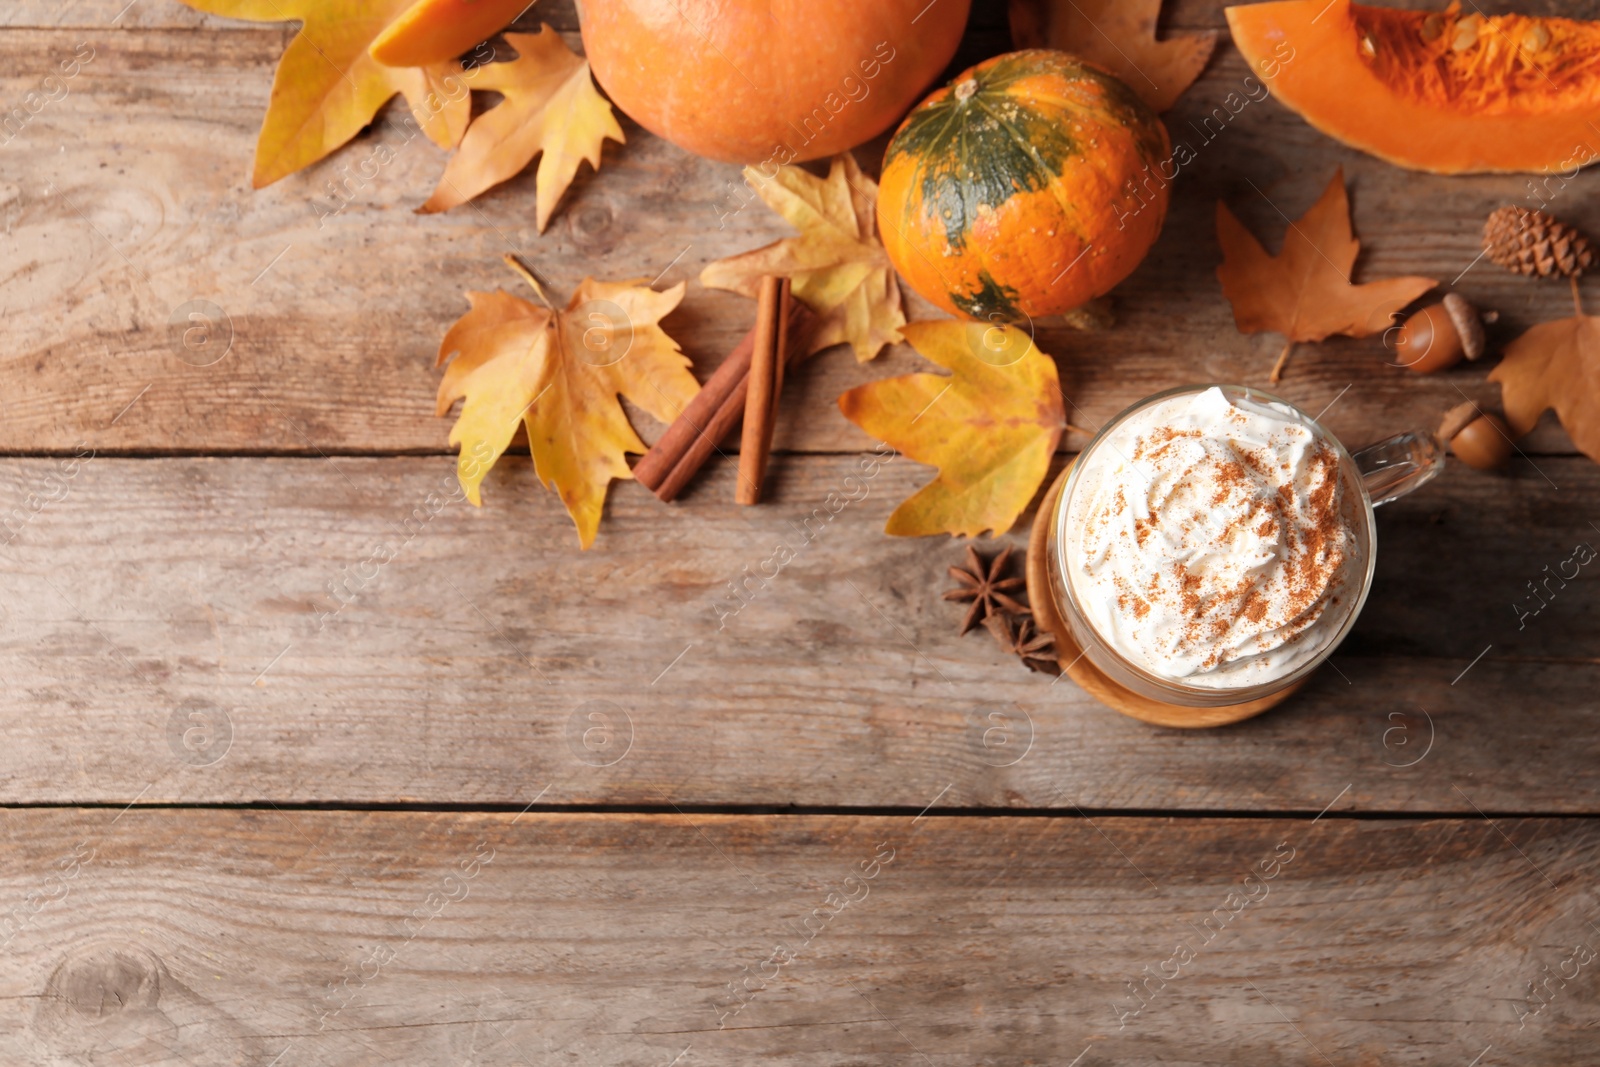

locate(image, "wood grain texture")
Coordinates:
0 453 1593 809
0 22 1596 456
2 9 1597 1059
0 808 1596 1066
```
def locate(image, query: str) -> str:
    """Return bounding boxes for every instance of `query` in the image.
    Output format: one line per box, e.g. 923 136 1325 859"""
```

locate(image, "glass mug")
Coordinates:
1047 384 1444 708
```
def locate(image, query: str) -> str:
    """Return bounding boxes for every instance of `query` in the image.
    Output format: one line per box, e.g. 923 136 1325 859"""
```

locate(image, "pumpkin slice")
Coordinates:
1226 0 1600 174
370 0 526 67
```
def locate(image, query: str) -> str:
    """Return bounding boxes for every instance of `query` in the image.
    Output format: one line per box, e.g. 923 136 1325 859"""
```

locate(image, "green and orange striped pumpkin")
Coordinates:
877 50 1172 322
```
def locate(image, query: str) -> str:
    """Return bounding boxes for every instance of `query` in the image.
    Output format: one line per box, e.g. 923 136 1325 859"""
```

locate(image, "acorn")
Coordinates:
1439 401 1513 470
1389 293 1490 373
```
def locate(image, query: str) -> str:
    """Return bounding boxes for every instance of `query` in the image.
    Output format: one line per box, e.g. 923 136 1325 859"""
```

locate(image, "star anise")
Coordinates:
983 610 1060 675
944 543 1028 634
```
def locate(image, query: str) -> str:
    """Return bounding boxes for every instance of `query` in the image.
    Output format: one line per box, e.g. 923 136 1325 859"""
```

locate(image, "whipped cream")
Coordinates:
1063 387 1364 689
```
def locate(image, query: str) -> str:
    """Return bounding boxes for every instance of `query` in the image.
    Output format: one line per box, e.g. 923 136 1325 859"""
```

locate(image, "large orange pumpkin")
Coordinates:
576 0 971 165
1228 0 1600 174
877 50 1171 323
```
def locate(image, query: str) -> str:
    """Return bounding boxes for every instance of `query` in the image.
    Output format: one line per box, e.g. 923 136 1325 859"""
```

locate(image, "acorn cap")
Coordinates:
1438 400 1481 442
1442 292 1486 360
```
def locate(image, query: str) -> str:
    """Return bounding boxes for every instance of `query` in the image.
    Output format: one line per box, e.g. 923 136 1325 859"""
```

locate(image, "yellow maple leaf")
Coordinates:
1009 0 1216 113
180 0 469 187
420 29 623 231
436 261 698 549
701 154 905 363
838 320 1065 537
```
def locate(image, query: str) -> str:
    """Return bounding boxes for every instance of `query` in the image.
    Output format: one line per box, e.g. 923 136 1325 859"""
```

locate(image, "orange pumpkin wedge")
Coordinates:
1227 0 1600 174
370 0 526 67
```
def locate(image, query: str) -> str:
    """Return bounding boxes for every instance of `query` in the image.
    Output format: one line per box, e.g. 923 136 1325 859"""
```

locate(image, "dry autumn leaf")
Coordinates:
702 154 905 363
420 29 623 230
436 258 699 549
1217 168 1436 381
1489 298 1600 462
839 320 1064 538
1009 0 1215 113
180 0 469 187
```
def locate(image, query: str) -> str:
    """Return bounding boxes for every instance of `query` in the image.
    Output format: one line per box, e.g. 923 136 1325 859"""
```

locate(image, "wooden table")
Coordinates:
2 1 1597 1062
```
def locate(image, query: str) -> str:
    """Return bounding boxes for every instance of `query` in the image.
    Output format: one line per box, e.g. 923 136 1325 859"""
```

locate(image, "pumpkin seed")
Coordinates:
1523 22 1551 51
1451 15 1482 51
1420 14 1443 42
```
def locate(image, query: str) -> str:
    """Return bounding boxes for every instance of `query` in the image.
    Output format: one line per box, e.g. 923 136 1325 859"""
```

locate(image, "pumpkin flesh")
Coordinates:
370 0 528 67
1227 0 1600 174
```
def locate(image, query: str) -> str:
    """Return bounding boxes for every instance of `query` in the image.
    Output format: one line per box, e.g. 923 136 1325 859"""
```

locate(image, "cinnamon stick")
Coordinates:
638 294 816 503
736 276 786 505
632 325 756 493
772 283 791 410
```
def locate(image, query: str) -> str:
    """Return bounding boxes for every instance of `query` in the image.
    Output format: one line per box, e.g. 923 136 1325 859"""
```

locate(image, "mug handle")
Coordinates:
1351 430 1446 506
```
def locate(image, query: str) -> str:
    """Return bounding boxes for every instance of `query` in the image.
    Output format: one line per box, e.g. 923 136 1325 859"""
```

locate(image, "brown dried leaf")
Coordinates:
1009 0 1216 112
1489 312 1600 461
1217 168 1437 346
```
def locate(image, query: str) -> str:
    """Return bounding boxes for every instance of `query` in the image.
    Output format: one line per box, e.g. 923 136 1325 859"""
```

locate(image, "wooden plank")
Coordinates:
1 28 1596 455
0 452 1593 809
0 808 1595 1064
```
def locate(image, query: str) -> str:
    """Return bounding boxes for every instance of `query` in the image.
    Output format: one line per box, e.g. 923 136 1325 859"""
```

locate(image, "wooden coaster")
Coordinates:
1025 463 1304 728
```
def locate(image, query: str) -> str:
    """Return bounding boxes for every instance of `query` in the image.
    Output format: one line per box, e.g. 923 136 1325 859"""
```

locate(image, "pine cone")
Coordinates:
1482 205 1595 279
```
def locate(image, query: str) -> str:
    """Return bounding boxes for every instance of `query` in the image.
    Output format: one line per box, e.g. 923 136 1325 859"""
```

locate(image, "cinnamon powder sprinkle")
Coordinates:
1104 438 1353 669
1070 388 1362 687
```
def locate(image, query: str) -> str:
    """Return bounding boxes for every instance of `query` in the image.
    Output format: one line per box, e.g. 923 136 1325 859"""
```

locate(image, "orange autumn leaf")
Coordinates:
179 0 469 187
420 28 623 230
436 262 699 548
838 320 1064 538
1217 168 1436 366
1009 0 1215 113
1489 311 1600 462
370 0 528 67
